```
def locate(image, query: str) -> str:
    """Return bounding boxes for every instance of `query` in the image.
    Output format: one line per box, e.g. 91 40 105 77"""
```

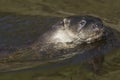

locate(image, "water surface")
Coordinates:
0 0 120 80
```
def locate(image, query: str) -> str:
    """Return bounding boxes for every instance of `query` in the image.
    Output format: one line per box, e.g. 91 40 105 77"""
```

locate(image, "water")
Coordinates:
0 0 120 80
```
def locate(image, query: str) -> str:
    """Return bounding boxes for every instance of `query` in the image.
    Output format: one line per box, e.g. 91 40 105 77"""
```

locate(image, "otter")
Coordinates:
50 16 105 44
32 16 106 60
0 16 120 72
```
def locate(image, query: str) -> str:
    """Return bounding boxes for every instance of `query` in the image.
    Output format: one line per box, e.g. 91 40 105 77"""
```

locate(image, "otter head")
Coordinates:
52 16 105 44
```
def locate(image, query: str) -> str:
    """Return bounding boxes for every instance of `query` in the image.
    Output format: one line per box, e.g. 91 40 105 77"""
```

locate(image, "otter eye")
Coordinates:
80 21 85 25
77 20 86 32
79 20 86 26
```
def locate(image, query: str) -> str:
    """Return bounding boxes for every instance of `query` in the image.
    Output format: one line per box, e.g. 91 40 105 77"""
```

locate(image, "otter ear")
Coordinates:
77 20 86 32
63 18 71 29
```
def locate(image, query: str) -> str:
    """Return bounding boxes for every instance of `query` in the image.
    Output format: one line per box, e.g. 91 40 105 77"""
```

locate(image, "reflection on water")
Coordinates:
0 14 120 80
87 54 104 73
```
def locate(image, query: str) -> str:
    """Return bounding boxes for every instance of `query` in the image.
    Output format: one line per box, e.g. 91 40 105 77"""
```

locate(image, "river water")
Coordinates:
0 0 120 80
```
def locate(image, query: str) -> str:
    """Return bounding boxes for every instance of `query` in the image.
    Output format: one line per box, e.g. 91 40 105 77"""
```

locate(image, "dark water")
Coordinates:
0 0 120 80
